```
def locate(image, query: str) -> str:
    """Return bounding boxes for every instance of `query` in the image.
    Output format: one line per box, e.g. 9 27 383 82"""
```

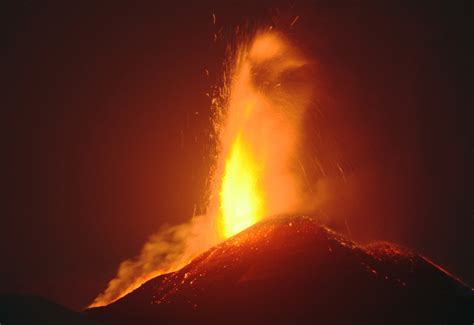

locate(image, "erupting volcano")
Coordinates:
83 27 474 324
2 2 472 324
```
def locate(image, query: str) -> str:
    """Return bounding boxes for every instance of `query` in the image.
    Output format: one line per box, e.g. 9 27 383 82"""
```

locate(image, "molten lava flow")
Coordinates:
89 29 313 308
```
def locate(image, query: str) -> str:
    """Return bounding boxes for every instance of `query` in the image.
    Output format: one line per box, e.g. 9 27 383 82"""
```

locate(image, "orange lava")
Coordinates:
210 30 311 239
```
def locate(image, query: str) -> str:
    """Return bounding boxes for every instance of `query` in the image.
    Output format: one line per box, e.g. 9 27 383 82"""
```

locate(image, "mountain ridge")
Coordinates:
86 215 473 324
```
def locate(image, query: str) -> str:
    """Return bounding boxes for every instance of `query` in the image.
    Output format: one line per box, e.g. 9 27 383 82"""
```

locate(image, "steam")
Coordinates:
89 214 218 307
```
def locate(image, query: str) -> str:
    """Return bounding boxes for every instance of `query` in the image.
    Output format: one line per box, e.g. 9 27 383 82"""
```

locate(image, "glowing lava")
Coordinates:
211 30 311 239
219 133 263 238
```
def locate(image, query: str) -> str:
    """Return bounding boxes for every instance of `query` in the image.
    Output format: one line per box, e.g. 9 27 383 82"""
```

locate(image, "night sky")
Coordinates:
2 1 472 310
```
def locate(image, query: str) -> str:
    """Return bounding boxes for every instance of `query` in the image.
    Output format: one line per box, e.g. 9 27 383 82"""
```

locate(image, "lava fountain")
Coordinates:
89 28 314 308
209 30 313 238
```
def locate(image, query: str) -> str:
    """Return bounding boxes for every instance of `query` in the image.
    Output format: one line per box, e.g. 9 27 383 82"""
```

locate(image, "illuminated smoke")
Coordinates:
89 214 218 307
209 31 313 237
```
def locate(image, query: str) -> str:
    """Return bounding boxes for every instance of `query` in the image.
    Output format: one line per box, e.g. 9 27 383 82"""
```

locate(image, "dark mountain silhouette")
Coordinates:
85 215 473 324
0 294 97 325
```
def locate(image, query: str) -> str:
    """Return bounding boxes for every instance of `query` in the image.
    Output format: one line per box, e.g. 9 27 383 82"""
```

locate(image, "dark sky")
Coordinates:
2 1 472 310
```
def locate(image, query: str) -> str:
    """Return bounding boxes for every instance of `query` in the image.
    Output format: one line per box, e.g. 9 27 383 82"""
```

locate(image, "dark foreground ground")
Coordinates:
2 215 473 324
0 294 97 325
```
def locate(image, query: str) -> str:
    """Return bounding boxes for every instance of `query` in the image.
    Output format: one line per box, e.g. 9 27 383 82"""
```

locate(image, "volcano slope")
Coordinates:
86 216 473 324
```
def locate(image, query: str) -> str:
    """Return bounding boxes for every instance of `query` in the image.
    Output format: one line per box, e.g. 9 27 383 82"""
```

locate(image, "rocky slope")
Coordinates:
86 215 473 324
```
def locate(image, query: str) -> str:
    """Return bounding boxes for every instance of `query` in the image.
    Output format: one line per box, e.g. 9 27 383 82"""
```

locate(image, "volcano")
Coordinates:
85 216 473 324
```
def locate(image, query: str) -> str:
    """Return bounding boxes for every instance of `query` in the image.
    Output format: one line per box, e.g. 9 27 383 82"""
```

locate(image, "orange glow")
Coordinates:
249 33 283 61
219 133 263 238
210 30 312 239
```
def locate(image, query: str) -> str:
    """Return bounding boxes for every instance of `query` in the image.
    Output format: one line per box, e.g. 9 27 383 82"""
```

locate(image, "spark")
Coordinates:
290 16 300 27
